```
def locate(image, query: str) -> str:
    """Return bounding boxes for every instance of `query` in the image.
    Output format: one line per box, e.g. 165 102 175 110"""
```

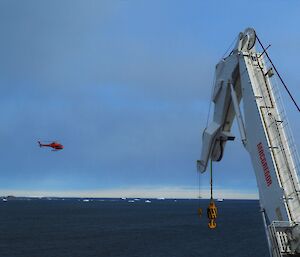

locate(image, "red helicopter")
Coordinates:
38 141 64 151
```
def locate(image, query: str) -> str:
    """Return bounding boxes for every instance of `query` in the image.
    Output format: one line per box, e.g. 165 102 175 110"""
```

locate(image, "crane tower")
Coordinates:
198 28 300 257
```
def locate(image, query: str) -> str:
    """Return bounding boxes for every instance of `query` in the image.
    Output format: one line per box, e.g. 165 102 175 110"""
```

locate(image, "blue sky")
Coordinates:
0 0 300 199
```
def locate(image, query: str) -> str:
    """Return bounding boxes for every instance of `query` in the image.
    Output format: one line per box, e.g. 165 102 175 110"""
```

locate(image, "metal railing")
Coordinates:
269 221 293 257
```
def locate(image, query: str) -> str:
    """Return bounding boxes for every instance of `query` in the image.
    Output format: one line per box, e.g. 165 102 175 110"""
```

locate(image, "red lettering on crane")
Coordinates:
257 142 272 187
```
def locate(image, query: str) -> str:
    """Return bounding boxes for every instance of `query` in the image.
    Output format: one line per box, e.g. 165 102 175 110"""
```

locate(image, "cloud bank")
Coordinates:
1 186 258 200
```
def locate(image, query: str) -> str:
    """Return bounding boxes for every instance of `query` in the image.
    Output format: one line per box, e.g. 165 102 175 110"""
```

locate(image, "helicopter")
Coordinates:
38 141 64 151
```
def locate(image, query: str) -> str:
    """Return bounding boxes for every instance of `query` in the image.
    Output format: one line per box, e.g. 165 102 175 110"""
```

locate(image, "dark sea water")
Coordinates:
0 199 269 257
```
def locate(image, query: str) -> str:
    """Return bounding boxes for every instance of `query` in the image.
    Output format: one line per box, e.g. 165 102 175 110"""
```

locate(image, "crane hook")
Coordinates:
207 159 218 229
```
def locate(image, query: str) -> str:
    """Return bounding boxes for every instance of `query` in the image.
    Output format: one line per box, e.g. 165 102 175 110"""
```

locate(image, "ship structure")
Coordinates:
198 28 300 257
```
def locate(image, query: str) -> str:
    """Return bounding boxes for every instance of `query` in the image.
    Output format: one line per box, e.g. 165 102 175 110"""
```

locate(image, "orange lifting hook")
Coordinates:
207 160 217 229
198 207 203 217
207 199 217 229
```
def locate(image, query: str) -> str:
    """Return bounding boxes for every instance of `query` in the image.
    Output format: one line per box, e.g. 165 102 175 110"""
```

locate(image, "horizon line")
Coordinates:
1 195 258 200
0 186 259 200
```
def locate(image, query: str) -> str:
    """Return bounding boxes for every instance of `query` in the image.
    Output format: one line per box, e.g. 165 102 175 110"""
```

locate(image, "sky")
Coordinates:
0 0 300 199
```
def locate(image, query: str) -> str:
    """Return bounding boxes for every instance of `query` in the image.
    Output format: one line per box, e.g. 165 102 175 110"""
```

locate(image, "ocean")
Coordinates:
0 199 269 257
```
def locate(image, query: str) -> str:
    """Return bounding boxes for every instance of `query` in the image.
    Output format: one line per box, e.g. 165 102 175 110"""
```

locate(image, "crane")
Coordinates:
197 28 300 257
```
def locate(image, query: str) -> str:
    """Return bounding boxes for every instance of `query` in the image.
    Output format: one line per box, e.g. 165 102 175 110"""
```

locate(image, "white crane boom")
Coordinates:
198 28 300 257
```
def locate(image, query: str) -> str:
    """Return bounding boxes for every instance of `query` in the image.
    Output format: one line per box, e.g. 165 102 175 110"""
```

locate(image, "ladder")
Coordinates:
250 52 300 222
